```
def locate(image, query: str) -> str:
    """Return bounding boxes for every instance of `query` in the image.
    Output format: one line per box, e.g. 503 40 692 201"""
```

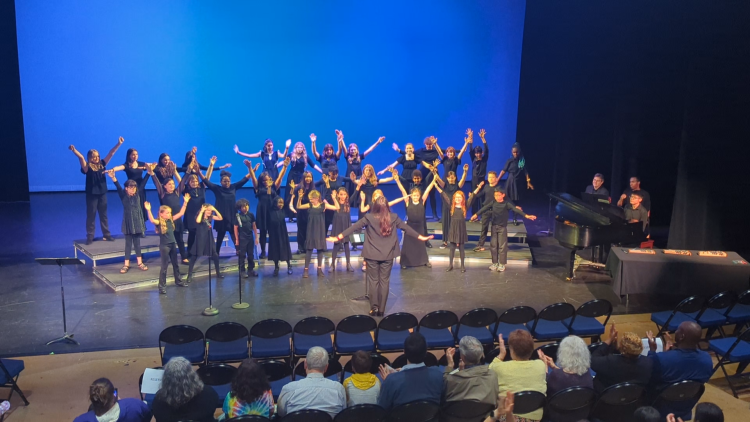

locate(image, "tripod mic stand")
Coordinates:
36 257 84 346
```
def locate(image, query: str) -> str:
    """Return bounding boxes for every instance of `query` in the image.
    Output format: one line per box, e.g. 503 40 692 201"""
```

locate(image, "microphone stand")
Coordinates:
202 220 219 316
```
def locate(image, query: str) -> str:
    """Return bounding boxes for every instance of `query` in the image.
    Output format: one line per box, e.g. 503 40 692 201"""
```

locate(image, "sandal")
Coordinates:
138 263 148 271
120 266 130 274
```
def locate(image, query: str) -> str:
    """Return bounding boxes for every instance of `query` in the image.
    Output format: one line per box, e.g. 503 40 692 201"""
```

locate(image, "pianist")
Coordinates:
585 173 610 198
624 193 649 233
617 177 651 211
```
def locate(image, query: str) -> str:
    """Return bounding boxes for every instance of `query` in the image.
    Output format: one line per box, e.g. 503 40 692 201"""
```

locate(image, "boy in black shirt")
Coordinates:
234 199 259 277
470 188 537 272
474 170 501 252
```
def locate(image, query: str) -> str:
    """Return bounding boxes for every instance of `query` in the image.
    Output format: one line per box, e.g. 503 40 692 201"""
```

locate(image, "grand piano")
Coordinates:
549 193 646 279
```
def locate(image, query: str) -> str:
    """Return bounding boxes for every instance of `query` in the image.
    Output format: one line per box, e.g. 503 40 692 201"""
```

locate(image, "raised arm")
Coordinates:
334 135 343 159
391 169 408 198
205 156 217 181
421 179 437 205
310 133 320 160
148 166 165 198
480 129 489 162
294 189 311 210
212 206 223 221
110 164 126 172
324 191 339 211
275 157 290 189
509 201 535 220
288 192 298 214
359 191 369 213
434 141 444 159
69 145 88 171
473 180 485 196
458 164 469 188
172 194 191 220
234 144 262 159
363 136 385 158
231 161 252 189
378 161 399 176
144 201 159 225
108 170 125 200
278 139 291 161
102 136 125 164
456 137 469 160
388 196 408 207
246 159 259 187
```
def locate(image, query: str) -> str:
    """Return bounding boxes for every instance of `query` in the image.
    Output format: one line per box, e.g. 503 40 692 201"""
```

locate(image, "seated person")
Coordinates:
343 350 381 406
489 330 547 422
692 402 724 422
634 406 661 422
646 322 713 421
624 192 649 233
221 358 274 420
378 332 444 410
152 357 219 422
74 378 152 422
591 324 652 393
617 176 651 211
443 336 498 416
538 335 593 397
277 346 346 419
585 173 610 198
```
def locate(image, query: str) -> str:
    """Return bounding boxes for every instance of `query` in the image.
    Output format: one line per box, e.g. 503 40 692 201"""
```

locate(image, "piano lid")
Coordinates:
548 192 627 227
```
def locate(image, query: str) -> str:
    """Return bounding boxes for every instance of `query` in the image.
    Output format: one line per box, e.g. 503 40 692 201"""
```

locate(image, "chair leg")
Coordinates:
735 361 749 376
7 374 30 406
719 362 739 398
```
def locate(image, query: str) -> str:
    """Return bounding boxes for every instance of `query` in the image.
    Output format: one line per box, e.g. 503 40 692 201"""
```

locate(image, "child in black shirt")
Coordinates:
234 199 259 277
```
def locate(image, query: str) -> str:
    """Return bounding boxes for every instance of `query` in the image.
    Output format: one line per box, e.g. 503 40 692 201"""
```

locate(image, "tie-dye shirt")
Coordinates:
222 389 274 419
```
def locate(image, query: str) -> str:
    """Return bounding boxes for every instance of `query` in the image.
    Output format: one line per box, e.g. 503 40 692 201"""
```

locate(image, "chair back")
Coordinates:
498 306 536 325
418 310 459 331
537 303 576 322
440 400 495 421
706 291 737 311
197 363 237 386
725 289 750 317
570 299 612 326
206 322 249 342
334 404 387 422
337 315 378 334
280 409 333 422
458 308 498 329
531 342 559 360
588 342 604 354
388 400 440 422
294 359 343 381
546 386 595 422
512 390 546 415
251 319 293 339
294 317 336 336
674 296 706 314
653 380 705 404
590 382 644 422
159 325 204 345
258 360 292 382
344 354 391 375
226 416 271 421
392 352 438 369
378 312 419 332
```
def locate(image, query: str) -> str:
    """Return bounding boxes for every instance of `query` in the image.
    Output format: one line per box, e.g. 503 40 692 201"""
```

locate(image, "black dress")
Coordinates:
285 155 316 218
344 152 366 200
183 186 206 230
203 177 250 233
441 156 461 177
305 205 327 250
502 156 528 201
260 150 280 181
401 201 429 267
114 179 147 235
317 154 338 172
441 183 459 241
124 161 148 218
396 155 421 180
254 186 278 233
332 206 352 244
190 219 218 257
296 187 314 251
267 207 292 261
441 192 473 244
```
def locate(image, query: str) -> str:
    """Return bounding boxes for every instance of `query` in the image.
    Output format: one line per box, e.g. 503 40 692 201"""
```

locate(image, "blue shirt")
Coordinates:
648 348 713 420
73 398 152 422
378 364 444 410
277 372 346 419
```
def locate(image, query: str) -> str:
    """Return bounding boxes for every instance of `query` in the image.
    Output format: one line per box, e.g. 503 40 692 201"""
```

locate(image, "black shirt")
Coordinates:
472 143 489 181
476 199 526 227
621 188 651 211
339 212 422 260
585 185 610 197
478 183 502 211
151 385 218 422
159 219 177 246
235 211 256 241
203 176 250 224
82 159 108 195
590 343 653 393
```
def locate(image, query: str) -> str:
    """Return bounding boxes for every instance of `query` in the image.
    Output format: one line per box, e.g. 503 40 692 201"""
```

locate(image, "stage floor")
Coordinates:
0 189 686 357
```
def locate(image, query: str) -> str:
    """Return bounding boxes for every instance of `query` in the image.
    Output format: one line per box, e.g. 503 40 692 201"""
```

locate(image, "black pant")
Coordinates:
477 211 492 247
490 225 508 265
188 254 221 279
273 259 291 269
173 218 187 259
324 209 334 236
186 228 196 258
85 193 111 239
471 179 483 215
237 240 255 273
258 229 268 256
449 243 465 268
332 241 351 263
365 258 393 312
159 243 181 288
124 234 142 259
297 213 308 253
215 228 237 255
304 249 324 269
424 171 438 217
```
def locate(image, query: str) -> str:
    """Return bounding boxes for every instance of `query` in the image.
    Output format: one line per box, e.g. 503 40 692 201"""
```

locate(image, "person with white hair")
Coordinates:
277 346 346 419
537 335 594 397
151 356 218 422
442 336 499 421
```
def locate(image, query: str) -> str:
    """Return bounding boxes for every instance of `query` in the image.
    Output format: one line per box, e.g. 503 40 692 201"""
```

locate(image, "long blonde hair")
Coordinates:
347 143 361 164
363 164 378 185
293 142 308 163
87 149 103 172
157 205 172 234
451 191 467 218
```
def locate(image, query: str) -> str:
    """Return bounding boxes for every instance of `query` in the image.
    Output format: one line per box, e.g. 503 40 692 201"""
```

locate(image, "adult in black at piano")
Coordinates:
468 129 489 215
390 136 441 219
585 173 610 198
624 192 649 233
498 142 533 225
617 176 651 211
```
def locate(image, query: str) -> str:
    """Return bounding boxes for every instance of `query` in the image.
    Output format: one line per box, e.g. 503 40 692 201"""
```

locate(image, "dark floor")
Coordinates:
0 188 677 358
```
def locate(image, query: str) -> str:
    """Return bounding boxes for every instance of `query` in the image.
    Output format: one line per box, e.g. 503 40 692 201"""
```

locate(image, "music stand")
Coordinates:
35 257 84 346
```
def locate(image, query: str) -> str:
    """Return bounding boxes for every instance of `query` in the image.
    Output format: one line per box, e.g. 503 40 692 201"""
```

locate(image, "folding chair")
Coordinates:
280 409 332 422
334 315 377 355
205 322 249 364
197 363 238 407
722 289 750 335
531 342 559 360
708 327 750 398
496 306 536 339
651 380 705 421
590 382 645 422
158 325 206 365
455 308 498 346
334 403 387 422
417 310 458 349
563 299 612 342
529 303 574 341
512 390 546 415
258 359 292 401
440 400 495 422
250 319 293 361
387 400 440 422
650 296 705 338
0 359 29 407
545 386 595 422
293 317 335 358
375 312 418 352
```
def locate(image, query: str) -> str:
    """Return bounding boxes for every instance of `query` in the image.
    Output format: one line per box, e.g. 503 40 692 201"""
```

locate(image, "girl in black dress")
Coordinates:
290 190 338 278
148 165 190 263
234 138 290 181
200 158 253 255
432 164 469 249
106 169 150 273
248 157 290 260
289 172 316 254
435 187 477 273
469 129 489 215
144 198 190 294
154 153 181 186
284 142 322 221
379 143 421 179
498 142 534 225
179 147 231 178
435 131 470 178
181 173 206 258
327 187 359 272
393 177 436 269
111 148 154 221
68 137 124 244
310 132 342 173
186 204 224 283
267 196 293 276
339 131 384 202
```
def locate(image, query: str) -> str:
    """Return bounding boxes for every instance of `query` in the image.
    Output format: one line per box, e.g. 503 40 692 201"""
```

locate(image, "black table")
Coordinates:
605 248 750 297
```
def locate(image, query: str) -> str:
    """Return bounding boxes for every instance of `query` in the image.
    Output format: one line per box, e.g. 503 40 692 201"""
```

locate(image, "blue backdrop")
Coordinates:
16 0 526 191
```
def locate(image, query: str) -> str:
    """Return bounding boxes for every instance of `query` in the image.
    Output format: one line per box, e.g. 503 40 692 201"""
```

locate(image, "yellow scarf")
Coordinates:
344 373 378 390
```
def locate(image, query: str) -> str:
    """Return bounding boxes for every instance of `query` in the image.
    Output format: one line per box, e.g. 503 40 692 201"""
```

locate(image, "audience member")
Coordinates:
378 332 443 410
693 402 724 422
538 335 593 397
343 351 381 406
443 336 499 418
220 358 274 420
590 324 652 392
277 346 346 418
73 377 152 422
488 330 546 422
484 391 516 422
646 321 713 421
152 357 218 422
633 406 661 422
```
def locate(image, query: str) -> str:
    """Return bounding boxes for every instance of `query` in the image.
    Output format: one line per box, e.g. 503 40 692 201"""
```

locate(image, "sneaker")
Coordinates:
439 243 447 249
103 236 115 241
473 246 485 252
85 237 94 245
489 263 498 271
496 264 506 272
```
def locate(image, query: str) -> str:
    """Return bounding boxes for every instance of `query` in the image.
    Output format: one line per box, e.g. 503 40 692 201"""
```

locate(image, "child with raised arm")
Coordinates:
148 164 189 263
327 187 359 272
435 185 479 273
249 157 290 260
201 157 253 255
186 204 225 284
234 199 259 278
267 196 293 276
290 190 338 278
144 195 190 294
106 169 150 273
468 129 489 215
432 163 469 249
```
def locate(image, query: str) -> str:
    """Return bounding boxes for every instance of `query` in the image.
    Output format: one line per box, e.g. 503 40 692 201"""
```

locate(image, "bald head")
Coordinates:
675 321 702 348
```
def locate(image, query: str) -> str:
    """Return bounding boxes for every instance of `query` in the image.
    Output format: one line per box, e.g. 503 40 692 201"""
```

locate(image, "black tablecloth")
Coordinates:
605 248 750 296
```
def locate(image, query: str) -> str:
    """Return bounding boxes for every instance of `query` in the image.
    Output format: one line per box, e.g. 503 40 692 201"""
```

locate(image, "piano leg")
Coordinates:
567 249 577 280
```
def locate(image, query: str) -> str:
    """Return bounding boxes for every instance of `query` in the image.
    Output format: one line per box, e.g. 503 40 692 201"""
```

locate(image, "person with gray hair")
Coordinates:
277 346 346 418
537 335 593 397
151 356 219 422
442 336 499 421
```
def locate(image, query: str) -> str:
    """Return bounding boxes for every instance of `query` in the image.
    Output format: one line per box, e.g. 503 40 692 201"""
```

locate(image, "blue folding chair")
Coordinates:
334 315 377 355
708 327 750 398
391 352 438 369
293 359 343 382
0 358 29 407
334 404 387 422
280 409 332 422
529 303 575 341
531 342 559 360
455 308 498 346
293 317 335 357
564 299 612 342
496 306 536 339
722 289 750 335
258 359 292 401
159 325 206 365
375 312 418 352
250 319 293 360
696 291 735 339
417 310 458 349
650 296 706 337
388 400 440 422
205 322 249 364
197 363 237 407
